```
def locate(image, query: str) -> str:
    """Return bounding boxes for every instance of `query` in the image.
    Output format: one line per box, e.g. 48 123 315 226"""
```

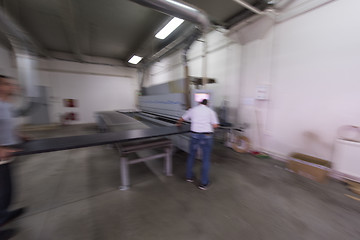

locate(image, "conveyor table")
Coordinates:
11 125 190 156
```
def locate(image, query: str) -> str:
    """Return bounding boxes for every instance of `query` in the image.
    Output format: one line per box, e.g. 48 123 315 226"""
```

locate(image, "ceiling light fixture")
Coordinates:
128 55 142 64
155 17 184 40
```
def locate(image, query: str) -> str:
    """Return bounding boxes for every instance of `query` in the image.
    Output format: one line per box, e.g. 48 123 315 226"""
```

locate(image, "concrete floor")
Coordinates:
5 124 360 240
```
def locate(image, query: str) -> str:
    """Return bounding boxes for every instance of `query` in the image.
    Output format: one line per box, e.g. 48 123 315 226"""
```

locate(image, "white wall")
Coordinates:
231 0 360 161
37 59 138 123
0 49 138 124
147 52 183 87
147 0 360 163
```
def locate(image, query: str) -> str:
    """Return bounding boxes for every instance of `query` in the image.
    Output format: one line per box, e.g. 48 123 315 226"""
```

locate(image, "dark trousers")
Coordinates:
0 163 12 217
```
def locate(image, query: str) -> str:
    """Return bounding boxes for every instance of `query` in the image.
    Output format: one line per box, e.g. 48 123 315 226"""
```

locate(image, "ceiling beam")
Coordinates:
225 0 269 28
233 0 266 15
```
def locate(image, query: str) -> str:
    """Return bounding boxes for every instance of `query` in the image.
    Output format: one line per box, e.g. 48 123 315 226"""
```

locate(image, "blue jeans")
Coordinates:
186 133 213 185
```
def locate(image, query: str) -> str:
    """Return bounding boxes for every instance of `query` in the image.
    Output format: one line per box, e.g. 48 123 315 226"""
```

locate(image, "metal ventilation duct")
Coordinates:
0 7 42 115
130 0 211 65
130 0 211 33
130 0 212 109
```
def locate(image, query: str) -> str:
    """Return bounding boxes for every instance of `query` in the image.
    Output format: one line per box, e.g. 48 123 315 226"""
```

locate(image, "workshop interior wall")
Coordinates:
148 0 360 165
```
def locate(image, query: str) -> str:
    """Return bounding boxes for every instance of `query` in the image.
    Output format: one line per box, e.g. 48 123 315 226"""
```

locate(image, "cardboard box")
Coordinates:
345 180 360 195
287 153 331 183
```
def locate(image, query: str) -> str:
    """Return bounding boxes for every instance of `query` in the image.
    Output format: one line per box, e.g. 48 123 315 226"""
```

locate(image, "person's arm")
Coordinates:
211 110 220 129
0 147 18 161
17 132 32 142
177 108 191 126
176 117 185 126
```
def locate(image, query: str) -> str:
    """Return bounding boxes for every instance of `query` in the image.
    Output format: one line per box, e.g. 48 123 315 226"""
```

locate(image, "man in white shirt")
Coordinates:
177 99 219 190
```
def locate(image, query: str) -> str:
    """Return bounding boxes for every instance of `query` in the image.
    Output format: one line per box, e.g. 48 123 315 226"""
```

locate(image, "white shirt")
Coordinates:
182 104 219 133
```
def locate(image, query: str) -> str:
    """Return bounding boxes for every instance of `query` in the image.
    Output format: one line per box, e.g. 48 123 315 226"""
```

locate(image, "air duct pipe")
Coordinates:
130 0 211 33
130 0 212 108
130 0 211 64
0 7 41 116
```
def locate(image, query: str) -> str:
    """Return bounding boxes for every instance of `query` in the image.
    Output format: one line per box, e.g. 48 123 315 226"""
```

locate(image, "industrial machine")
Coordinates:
94 78 218 189
96 78 216 153
134 79 214 153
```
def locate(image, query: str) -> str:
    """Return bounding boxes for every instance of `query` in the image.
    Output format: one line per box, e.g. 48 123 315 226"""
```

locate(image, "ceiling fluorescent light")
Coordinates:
155 17 184 40
128 55 142 64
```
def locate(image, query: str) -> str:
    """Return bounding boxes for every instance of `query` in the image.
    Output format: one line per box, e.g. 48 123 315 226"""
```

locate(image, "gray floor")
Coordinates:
5 124 360 240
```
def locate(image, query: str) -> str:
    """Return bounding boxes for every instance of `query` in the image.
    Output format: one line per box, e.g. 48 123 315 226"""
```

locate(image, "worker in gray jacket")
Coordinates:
0 75 25 238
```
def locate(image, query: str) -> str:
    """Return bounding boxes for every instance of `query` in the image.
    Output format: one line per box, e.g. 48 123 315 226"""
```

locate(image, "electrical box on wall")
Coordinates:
255 85 269 100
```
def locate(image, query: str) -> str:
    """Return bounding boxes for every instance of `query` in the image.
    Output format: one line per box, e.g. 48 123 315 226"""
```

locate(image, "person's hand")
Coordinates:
176 118 184 127
18 133 32 142
0 147 19 161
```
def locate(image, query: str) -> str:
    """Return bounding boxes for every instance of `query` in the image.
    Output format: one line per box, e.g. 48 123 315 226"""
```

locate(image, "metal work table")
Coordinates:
117 137 173 190
11 125 190 156
96 111 180 189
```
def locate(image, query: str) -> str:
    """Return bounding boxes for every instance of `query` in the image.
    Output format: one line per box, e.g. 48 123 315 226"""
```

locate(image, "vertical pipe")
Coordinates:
201 36 208 88
182 48 191 109
132 0 211 99
15 53 39 98
0 7 42 116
